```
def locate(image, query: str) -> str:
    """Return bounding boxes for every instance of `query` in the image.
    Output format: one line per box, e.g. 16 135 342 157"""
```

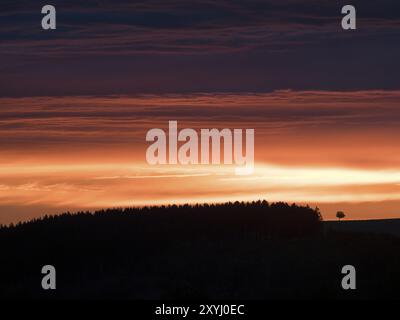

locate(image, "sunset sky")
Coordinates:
1 0 400 224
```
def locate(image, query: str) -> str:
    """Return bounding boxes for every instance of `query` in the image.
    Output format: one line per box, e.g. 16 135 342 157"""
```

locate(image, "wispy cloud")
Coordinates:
1 0 400 56
1 91 400 152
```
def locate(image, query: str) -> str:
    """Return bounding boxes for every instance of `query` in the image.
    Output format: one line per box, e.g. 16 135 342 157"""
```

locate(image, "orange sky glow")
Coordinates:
1 90 400 224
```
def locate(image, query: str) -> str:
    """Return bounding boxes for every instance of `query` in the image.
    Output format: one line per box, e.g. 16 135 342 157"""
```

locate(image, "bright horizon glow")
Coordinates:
1 160 400 224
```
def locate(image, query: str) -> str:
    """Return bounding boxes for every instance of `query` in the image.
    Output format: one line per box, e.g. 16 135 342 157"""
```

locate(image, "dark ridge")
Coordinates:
325 219 400 237
0 201 323 239
1 201 400 300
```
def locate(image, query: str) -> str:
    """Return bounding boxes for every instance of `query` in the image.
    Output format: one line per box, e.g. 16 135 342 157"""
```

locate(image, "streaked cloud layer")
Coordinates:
2 0 400 55
1 0 400 95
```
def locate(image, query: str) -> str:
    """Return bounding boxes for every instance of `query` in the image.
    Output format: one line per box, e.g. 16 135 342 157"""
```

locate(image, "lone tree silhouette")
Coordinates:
336 211 345 221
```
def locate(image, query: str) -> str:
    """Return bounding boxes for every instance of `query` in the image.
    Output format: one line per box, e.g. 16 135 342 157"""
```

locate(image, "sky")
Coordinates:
0 0 400 224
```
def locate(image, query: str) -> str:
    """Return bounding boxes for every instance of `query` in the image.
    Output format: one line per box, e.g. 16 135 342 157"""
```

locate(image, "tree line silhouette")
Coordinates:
1 201 400 299
1 201 322 239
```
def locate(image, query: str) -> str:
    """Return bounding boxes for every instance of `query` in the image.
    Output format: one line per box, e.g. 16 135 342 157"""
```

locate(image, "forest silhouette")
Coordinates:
1 201 400 299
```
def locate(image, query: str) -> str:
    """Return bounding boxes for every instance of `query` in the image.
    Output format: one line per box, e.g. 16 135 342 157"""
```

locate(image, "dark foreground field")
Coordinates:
326 219 400 237
1 201 400 300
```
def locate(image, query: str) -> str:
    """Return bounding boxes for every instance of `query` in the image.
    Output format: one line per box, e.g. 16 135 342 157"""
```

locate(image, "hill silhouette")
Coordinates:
1 201 400 299
326 219 400 237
